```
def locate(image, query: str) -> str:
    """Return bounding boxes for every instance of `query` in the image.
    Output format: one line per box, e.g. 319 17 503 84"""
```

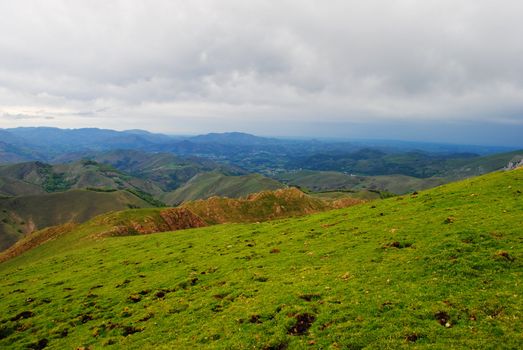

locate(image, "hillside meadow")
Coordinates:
0 169 521 349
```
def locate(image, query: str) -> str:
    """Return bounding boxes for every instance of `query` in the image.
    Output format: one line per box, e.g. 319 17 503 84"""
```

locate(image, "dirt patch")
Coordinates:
299 294 321 302
28 338 48 350
116 279 131 288
434 311 452 327
78 314 93 324
405 333 419 342
121 325 143 336
288 313 316 335
10 311 34 321
138 313 154 322
94 208 207 238
128 294 141 303
249 315 262 324
495 250 515 262
443 216 455 224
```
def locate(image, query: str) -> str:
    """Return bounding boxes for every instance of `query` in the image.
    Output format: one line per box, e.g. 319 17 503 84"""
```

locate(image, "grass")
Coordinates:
276 170 447 195
163 172 285 205
0 190 154 251
0 169 522 349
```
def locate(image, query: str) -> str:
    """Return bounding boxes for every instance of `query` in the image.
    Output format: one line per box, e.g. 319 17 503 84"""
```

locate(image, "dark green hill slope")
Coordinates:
277 170 446 194
90 150 246 191
0 190 153 251
292 149 523 179
0 160 163 197
163 172 286 205
0 169 521 348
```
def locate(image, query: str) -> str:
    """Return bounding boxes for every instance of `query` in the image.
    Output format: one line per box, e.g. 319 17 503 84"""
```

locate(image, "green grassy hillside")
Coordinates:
0 170 522 349
1 189 361 262
292 149 523 179
277 170 446 194
163 172 286 205
0 190 154 251
0 160 163 198
91 150 246 191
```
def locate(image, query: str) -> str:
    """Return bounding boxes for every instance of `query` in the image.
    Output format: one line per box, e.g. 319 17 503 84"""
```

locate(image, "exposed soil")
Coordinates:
405 333 419 342
94 208 207 238
121 325 143 336
495 250 515 261
299 294 321 302
434 311 451 327
10 311 34 321
287 313 316 335
128 294 141 303
249 315 262 324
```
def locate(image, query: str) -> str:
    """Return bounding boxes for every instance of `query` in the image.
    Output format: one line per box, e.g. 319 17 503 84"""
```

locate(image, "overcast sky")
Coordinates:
0 1 522 146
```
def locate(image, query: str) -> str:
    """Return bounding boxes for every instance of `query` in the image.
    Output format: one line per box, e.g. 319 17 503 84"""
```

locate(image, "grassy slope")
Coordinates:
181 188 340 225
163 172 285 205
91 150 246 192
1 189 359 262
0 170 522 349
0 190 153 251
277 170 446 194
0 161 164 198
444 150 523 178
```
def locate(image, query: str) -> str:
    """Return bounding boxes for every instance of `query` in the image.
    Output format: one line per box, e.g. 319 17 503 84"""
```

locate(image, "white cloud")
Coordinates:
0 0 522 144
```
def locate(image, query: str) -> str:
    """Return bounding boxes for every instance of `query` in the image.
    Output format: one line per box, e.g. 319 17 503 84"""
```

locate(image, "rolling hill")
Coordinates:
0 169 521 348
89 150 246 192
163 172 286 205
276 170 447 194
1 188 363 261
290 149 523 178
0 160 163 198
0 189 154 251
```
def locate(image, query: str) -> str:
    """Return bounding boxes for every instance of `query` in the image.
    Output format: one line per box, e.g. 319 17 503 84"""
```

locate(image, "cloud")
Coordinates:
0 0 522 145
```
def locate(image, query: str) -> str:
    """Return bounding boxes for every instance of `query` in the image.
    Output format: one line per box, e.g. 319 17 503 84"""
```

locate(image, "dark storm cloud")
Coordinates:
0 1 522 145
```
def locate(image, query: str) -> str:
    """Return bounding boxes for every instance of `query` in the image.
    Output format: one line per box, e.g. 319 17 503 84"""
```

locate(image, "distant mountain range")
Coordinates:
1 127 522 253
0 127 517 164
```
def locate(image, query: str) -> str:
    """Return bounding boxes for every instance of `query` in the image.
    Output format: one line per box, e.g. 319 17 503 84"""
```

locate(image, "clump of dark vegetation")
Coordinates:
383 241 412 249
28 338 48 350
125 189 165 207
299 294 321 302
42 171 72 192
